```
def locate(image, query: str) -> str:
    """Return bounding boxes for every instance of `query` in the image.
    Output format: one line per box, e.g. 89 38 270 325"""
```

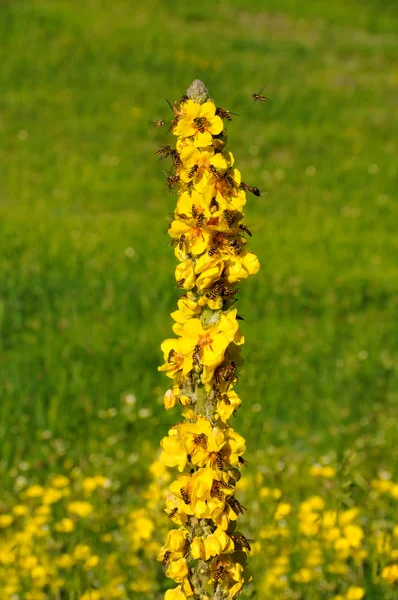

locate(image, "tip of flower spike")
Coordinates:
186 80 209 104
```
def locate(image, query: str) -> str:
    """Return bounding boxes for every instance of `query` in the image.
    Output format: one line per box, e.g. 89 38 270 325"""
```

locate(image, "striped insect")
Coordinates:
239 223 252 237
240 181 260 197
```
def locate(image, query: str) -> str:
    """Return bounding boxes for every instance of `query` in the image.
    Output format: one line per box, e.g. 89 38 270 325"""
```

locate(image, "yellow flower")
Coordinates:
382 564 398 584
25 484 44 498
274 502 292 521
174 99 223 147
345 586 365 600
67 501 94 518
0 514 13 528
164 587 187 600
42 488 63 504
51 475 70 488
293 568 313 583
165 557 189 583
175 259 196 290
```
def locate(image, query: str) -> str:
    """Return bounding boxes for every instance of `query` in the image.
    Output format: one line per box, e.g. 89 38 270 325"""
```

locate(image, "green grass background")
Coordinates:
0 0 397 495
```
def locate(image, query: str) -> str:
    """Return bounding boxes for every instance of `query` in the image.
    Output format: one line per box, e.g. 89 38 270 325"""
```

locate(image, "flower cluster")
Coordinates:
156 80 260 599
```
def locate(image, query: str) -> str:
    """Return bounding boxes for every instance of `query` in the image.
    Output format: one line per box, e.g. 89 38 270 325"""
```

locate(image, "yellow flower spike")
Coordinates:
157 79 258 598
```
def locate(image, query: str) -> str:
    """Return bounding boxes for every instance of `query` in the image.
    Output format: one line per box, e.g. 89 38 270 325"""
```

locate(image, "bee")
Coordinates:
216 360 236 385
151 119 165 127
192 344 201 365
239 181 261 197
208 243 220 257
238 456 249 468
168 116 180 133
213 563 226 582
223 172 236 188
193 117 206 133
177 278 185 288
156 145 173 157
206 284 222 300
232 534 251 552
162 550 172 566
221 481 234 490
167 174 180 193
222 394 231 405
188 164 199 179
229 239 242 255
216 107 232 121
180 94 189 103
211 480 223 501
167 349 176 363
193 433 207 448
223 209 235 227
220 285 239 299
227 497 245 515
252 86 268 102
209 164 221 179
195 213 205 229
180 487 190 505
168 507 178 519
215 452 224 470
191 204 199 218
239 223 252 237
171 150 182 170
178 234 186 250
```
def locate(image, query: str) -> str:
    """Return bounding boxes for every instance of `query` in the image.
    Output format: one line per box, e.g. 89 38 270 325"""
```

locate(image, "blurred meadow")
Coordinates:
0 0 398 598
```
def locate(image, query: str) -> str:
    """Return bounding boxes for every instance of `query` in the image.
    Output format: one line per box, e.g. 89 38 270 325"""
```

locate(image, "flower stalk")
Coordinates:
157 80 260 600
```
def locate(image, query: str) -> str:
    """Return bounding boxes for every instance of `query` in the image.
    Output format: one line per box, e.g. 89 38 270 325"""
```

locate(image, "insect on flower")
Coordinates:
229 239 243 255
193 433 207 448
180 486 191 505
223 209 236 228
166 174 180 193
188 164 199 179
209 164 222 179
178 234 186 250
193 116 206 133
168 507 178 519
162 550 172 566
192 344 201 365
195 213 205 229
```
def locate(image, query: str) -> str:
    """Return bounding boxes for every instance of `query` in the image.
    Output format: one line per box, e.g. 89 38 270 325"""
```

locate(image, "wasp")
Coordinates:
239 223 252 237
177 278 185 288
240 181 261 197
178 234 186 250
188 164 199 179
167 349 176 363
151 119 165 127
223 209 235 227
195 213 205 229
167 174 180 193
206 284 222 300
180 487 190 505
211 480 223 501
168 507 178 519
192 344 201 365
209 164 221 179
193 117 206 133
229 239 242 255
162 550 172 566
193 433 207 448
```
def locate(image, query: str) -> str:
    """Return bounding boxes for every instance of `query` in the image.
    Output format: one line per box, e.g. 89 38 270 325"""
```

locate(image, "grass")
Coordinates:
0 0 397 598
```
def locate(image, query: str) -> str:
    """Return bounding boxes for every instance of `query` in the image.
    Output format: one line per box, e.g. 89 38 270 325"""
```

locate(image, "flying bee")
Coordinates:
166 174 180 193
209 164 221 179
151 119 165 127
192 344 201 365
220 285 239 299
177 278 185 288
211 480 223 501
156 145 173 157
240 181 261 197
223 209 235 227
252 85 268 101
167 349 176 363
193 116 206 133
188 164 199 179
206 284 222 300
193 433 207 448
168 507 178 519
239 223 252 237
216 107 232 121
238 456 248 468
191 204 199 218
195 213 205 229
162 550 172 566
178 234 186 250
229 239 242 255
180 487 190 505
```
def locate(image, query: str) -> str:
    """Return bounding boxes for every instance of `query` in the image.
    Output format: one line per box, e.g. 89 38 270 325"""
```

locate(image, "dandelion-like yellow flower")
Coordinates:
156 80 259 598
